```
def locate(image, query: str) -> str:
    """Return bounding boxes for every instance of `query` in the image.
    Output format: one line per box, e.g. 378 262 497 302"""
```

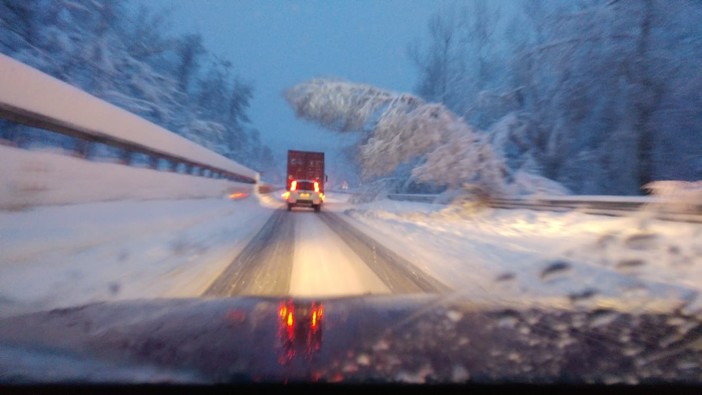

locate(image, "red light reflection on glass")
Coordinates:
277 300 324 366
228 192 248 200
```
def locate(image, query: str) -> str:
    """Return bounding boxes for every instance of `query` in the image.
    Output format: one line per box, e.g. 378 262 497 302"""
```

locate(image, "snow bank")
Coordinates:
0 197 276 318
642 180 702 212
340 198 702 313
0 145 252 210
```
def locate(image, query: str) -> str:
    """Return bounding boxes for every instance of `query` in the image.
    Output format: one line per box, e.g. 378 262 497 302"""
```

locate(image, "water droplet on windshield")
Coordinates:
507 352 522 362
356 354 370 366
108 282 120 295
625 233 658 250
495 272 515 282
623 284 648 299
616 259 645 270
451 365 470 382
659 332 686 348
540 260 572 281
556 336 575 349
589 309 618 328
597 233 617 248
623 347 642 357
495 309 519 328
446 310 463 322
373 339 390 351
677 361 699 370
568 288 598 303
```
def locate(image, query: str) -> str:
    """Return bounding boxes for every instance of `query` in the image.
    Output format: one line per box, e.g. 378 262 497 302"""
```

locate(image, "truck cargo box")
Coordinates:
287 150 325 192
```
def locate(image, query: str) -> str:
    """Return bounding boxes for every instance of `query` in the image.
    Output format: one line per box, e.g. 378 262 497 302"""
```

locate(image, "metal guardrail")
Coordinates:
0 54 257 184
387 193 702 223
387 193 439 203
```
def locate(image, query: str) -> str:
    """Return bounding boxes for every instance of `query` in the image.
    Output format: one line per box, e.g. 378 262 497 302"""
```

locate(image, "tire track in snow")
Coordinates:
203 209 294 297
204 209 449 297
318 211 450 294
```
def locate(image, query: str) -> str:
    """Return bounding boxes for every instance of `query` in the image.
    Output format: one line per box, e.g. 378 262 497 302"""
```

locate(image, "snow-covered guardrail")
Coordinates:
0 54 261 209
0 54 257 184
386 193 439 203
387 193 702 223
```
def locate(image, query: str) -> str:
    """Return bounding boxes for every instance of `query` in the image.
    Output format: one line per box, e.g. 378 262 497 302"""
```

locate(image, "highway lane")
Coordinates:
203 209 294 297
203 207 448 298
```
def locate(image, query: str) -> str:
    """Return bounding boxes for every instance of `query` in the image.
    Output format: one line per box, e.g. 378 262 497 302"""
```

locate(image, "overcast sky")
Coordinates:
141 0 455 176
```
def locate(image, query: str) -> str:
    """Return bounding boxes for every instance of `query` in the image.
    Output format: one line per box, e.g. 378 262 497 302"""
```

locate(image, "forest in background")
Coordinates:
410 0 702 195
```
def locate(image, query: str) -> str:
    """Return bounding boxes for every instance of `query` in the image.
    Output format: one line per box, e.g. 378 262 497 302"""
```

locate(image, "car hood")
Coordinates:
0 294 700 385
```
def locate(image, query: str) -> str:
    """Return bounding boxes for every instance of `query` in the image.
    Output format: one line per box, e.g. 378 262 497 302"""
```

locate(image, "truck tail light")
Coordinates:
290 180 297 191
314 181 319 193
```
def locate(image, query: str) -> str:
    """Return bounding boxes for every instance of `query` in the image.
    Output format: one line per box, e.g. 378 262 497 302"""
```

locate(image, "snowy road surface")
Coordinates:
202 207 401 298
289 212 391 297
0 191 444 318
202 196 447 298
1 190 701 319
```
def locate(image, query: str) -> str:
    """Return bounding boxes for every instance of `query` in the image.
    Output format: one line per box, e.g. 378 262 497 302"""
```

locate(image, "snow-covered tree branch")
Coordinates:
285 78 568 198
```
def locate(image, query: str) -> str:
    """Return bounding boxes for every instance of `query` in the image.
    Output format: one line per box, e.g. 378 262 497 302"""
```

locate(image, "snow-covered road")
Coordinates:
1 190 701 319
290 211 391 297
0 192 399 317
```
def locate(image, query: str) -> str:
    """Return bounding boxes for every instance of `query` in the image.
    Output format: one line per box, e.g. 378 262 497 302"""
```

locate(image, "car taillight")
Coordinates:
314 181 319 193
291 180 297 191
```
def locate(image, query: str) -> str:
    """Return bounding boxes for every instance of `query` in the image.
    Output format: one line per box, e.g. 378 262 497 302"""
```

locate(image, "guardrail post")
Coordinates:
167 160 175 172
119 148 133 165
0 120 18 146
74 139 92 159
148 155 158 169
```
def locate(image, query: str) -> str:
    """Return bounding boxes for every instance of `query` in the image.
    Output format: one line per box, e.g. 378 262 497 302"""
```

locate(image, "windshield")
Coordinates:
1 0 701 390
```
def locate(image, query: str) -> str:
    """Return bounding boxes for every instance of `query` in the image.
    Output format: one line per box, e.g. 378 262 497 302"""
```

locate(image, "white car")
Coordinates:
283 179 324 212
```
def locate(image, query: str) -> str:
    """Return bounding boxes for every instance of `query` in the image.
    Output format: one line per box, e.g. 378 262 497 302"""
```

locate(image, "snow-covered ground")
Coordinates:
0 196 274 318
338 198 702 314
2 187 700 319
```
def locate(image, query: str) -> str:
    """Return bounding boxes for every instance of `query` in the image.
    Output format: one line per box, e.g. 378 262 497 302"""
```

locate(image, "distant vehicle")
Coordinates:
284 150 326 212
